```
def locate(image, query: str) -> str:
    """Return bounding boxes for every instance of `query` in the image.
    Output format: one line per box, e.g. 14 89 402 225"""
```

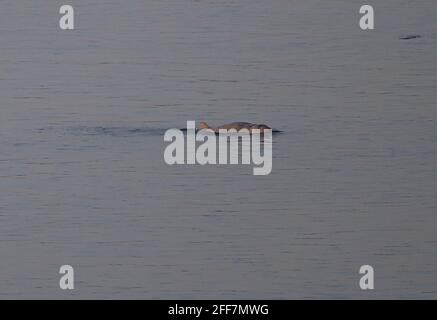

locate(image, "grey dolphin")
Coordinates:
199 121 271 133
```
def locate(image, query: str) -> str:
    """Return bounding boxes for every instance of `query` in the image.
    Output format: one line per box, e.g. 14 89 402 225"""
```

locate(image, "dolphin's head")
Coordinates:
250 124 271 132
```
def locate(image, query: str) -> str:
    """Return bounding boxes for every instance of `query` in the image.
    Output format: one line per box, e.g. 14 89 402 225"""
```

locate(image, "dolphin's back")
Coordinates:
215 122 255 130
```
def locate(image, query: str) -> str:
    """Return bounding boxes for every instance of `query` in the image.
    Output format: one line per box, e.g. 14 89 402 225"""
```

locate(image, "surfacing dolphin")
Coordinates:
199 121 272 133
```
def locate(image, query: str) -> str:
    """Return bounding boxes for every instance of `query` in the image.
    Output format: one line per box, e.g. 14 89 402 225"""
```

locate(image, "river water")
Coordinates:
1 0 437 299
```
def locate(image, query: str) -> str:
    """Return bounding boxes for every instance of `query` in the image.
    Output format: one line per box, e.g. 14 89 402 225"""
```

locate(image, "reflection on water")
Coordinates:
1 0 437 299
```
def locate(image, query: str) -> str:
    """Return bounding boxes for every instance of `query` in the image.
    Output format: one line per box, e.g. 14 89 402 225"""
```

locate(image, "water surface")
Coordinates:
1 0 437 299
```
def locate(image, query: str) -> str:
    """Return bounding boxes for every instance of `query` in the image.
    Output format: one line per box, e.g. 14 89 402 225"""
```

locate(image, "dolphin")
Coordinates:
199 121 272 133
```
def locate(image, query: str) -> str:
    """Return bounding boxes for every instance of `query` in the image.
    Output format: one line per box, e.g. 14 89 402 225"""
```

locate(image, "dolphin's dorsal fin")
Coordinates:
199 122 211 130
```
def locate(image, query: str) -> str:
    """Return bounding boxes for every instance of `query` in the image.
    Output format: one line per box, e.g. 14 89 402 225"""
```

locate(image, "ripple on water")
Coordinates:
62 126 168 137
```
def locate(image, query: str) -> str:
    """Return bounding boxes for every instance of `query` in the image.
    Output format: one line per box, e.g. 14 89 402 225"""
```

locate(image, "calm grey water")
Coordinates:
1 0 437 299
